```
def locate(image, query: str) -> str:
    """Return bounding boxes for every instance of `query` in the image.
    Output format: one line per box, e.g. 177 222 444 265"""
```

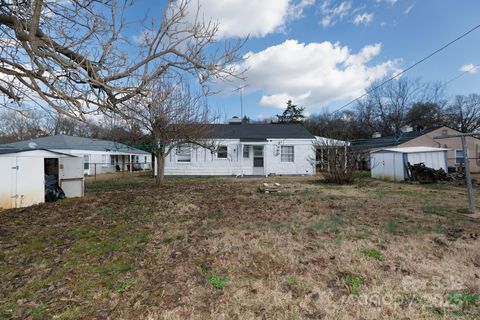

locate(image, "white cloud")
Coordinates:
289 0 316 19
234 40 397 109
320 1 352 27
353 12 374 25
404 3 415 15
375 0 397 5
320 1 376 27
460 64 479 74
183 0 314 38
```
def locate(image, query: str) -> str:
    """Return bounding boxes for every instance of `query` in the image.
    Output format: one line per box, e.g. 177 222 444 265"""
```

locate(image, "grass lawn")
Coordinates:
0 174 479 319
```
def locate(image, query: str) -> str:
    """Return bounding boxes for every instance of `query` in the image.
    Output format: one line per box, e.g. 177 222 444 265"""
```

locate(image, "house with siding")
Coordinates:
0 135 151 175
352 126 480 172
162 121 316 176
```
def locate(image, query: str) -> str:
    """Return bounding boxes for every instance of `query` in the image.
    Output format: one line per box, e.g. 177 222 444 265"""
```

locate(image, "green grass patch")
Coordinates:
286 275 298 286
115 277 137 293
161 234 184 244
207 274 229 289
28 301 47 318
421 205 454 217
361 248 385 261
384 219 400 233
447 291 478 309
341 274 365 296
19 237 46 254
312 211 348 232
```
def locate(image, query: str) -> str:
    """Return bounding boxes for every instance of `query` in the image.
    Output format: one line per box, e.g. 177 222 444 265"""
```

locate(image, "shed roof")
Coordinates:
0 135 149 154
206 124 315 140
371 146 449 154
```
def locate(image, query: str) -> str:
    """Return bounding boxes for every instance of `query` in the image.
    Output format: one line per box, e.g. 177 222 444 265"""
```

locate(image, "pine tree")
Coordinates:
276 100 305 124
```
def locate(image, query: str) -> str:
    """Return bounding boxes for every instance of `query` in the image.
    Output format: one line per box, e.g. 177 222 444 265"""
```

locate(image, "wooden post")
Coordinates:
434 132 479 214
461 136 475 213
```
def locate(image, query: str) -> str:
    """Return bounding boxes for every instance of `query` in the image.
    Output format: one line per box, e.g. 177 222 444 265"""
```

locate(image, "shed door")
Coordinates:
0 157 16 210
59 157 84 198
15 156 45 208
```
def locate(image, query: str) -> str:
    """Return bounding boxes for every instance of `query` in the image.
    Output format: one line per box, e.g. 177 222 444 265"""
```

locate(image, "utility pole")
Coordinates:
434 132 479 213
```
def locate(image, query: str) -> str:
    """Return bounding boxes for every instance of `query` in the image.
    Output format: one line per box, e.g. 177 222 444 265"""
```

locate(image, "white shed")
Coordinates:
0 148 84 209
370 147 448 181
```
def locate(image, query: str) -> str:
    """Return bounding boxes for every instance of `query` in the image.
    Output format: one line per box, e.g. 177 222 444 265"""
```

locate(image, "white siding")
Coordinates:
371 152 405 181
371 149 448 181
162 138 316 176
407 152 446 171
0 150 84 209
50 149 151 175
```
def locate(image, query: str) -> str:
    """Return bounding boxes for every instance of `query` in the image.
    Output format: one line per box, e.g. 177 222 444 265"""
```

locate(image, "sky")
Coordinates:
138 0 480 121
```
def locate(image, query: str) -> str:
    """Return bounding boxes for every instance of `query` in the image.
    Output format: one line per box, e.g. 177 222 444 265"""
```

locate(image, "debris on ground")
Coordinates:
407 163 450 183
258 182 282 193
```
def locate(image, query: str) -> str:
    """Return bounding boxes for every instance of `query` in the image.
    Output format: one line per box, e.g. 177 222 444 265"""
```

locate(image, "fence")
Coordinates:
84 161 153 180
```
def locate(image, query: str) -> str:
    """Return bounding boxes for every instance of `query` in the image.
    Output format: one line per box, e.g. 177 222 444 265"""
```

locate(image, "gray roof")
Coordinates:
0 135 149 154
207 124 315 141
351 127 441 149
0 147 75 156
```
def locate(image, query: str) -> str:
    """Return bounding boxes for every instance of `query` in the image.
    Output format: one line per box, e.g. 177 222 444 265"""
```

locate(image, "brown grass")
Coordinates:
0 174 479 319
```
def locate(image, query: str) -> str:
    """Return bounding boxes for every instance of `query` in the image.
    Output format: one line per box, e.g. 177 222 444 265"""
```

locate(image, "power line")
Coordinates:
445 64 479 86
328 23 480 114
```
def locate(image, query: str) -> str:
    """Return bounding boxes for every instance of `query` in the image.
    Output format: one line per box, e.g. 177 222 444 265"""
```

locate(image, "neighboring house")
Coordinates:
352 126 480 172
0 135 151 175
162 121 316 176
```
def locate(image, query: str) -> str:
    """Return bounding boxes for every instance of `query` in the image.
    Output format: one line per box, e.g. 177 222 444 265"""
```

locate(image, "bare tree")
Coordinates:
445 94 480 133
121 76 216 185
0 108 48 142
0 0 244 119
356 78 445 135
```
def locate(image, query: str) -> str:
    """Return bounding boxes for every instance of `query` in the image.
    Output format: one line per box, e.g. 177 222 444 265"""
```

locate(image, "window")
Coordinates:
455 150 465 165
217 146 228 159
243 145 250 158
441 129 448 136
102 155 108 167
477 144 480 166
83 155 90 170
176 145 191 162
281 146 294 162
110 155 115 165
253 146 263 157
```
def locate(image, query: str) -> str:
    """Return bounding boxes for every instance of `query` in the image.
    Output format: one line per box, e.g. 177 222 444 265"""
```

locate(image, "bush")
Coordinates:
316 145 363 184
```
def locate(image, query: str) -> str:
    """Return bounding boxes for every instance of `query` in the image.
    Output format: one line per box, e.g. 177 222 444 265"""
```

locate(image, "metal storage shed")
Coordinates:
0 148 84 209
370 147 448 181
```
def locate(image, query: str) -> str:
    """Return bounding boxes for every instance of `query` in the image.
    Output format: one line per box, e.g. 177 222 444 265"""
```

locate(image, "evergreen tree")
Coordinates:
276 100 305 124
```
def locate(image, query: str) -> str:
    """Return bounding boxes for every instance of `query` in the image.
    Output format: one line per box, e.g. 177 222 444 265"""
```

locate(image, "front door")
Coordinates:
253 146 264 175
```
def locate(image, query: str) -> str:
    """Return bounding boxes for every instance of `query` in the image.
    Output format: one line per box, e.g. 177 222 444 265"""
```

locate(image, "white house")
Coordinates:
161 121 316 176
0 148 84 209
370 147 449 181
0 135 151 175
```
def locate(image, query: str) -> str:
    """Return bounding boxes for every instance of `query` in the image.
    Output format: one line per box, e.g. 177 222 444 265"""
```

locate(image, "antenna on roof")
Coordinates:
233 85 248 118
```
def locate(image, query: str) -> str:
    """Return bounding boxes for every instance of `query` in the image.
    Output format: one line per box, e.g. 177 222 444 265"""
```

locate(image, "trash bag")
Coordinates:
45 175 66 202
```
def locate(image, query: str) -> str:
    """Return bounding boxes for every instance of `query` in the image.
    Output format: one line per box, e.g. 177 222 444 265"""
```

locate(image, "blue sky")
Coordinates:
137 1 480 120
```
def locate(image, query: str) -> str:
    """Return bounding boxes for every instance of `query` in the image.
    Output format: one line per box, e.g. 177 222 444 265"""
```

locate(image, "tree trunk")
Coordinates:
155 149 165 186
